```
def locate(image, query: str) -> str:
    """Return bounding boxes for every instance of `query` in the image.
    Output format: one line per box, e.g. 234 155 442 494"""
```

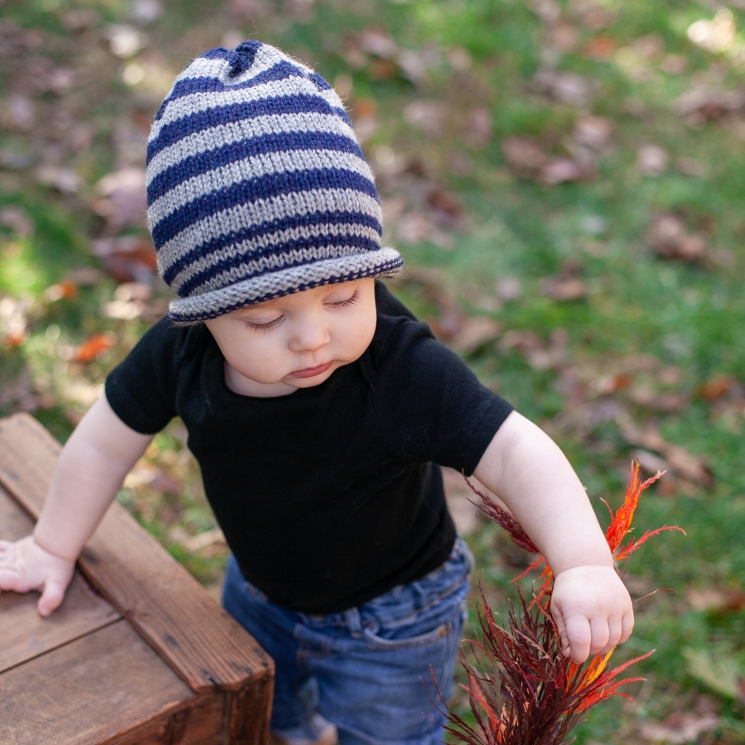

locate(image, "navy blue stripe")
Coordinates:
148 94 351 163
166 60 306 104
151 168 379 247
148 131 365 204
176 232 381 297
162 210 382 285
169 259 403 323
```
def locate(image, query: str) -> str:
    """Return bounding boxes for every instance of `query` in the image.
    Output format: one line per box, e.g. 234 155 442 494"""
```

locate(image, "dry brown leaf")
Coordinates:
617 414 713 487
530 68 596 108
500 328 568 370
647 213 709 264
541 259 588 301
501 136 550 177
572 115 614 151
91 236 157 283
638 713 719 744
637 144 669 176
93 167 147 231
403 100 446 137
629 387 689 413
673 86 745 125
447 316 501 355
0 206 34 237
697 374 736 401
687 586 745 613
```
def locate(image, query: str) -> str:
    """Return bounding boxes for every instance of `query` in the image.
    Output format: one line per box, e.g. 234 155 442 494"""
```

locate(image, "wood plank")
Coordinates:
0 571 120 674
0 485 121 674
104 694 226 745
226 675 275 745
0 413 274 696
0 620 196 745
0 480 36 538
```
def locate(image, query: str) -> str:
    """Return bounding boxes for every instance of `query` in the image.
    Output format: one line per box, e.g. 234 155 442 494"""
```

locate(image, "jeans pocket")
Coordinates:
362 621 454 650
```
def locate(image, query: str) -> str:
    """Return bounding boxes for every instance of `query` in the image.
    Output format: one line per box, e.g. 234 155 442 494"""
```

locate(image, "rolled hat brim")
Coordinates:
168 247 404 324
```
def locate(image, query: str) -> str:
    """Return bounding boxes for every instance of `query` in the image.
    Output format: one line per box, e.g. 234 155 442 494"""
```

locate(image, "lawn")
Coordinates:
1 0 744 741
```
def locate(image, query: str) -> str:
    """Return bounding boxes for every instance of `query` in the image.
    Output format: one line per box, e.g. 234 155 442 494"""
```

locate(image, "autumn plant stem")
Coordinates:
442 462 684 744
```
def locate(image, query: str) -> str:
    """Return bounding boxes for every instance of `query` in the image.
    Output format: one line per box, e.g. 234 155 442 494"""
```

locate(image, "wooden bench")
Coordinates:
0 413 274 745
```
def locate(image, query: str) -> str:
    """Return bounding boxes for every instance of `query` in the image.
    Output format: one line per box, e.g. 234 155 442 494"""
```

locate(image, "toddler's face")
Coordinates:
204 278 377 397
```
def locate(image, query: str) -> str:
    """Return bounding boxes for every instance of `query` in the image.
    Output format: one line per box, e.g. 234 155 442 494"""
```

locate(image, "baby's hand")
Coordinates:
0 535 75 616
550 565 634 664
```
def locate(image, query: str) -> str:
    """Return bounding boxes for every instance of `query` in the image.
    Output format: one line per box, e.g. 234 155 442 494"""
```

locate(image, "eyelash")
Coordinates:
244 290 360 331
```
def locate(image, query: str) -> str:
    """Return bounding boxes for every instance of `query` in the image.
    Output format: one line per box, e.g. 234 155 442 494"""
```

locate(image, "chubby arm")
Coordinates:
0 396 153 615
473 410 633 663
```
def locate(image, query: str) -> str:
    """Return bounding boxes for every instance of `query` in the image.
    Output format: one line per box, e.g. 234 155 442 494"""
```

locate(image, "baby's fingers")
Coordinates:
38 577 67 617
564 615 592 663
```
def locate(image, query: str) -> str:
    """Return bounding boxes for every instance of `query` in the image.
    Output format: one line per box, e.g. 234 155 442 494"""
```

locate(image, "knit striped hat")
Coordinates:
146 40 403 324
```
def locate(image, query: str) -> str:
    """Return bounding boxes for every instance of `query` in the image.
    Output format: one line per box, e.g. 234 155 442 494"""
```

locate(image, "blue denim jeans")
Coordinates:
222 538 473 745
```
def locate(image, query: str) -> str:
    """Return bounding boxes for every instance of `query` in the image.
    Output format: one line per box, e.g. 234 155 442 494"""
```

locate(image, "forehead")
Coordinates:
227 282 359 317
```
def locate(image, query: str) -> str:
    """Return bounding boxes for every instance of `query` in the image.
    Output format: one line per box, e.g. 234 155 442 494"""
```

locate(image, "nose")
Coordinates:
288 314 331 353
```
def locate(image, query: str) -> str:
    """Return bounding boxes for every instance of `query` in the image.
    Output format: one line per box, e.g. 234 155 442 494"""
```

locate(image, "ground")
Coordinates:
1 0 744 742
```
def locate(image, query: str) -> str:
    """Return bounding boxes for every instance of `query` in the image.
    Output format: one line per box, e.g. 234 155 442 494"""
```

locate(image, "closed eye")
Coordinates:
327 289 360 308
245 316 283 332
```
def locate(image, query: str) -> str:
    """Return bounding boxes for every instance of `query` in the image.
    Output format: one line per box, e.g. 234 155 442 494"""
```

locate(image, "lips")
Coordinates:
287 361 334 379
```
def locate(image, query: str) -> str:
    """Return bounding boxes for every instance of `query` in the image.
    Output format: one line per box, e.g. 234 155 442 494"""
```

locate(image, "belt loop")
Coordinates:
345 607 362 633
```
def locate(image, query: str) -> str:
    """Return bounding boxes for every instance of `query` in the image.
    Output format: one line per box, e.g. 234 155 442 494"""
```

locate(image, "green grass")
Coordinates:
1 0 745 740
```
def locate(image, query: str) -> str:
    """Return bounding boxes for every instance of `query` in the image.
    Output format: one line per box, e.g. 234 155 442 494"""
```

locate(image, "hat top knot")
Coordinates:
227 39 261 78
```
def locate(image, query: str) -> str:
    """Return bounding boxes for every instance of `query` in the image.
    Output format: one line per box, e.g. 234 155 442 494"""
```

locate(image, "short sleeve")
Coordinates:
369 319 513 475
105 316 182 434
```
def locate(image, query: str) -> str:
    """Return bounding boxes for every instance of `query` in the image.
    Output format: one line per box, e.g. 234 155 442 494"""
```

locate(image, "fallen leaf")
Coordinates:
0 295 30 347
683 646 745 702
427 188 465 228
496 277 523 302
530 68 596 108
44 279 79 302
501 136 550 177
91 236 157 283
67 266 105 286
72 332 117 363
637 144 669 176
465 106 493 149
660 54 688 75
616 414 713 487
673 86 745 125
631 449 670 477
647 213 709 264
403 100 446 137
0 206 34 237
629 387 689 413
697 374 736 401
687 586 745 613
584 33 615 59
572 115 614 151
639 712 720 743
674 156 708 177
182 527 226 552
93 167 148 231
441 467 486 536
448 316 501 355
359 26 398 59
500 328 568 370
35 165 82 193
541 259 588 301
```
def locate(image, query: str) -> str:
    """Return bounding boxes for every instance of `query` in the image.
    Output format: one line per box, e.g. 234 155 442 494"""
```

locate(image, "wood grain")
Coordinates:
104 694 225 745
0 413 274 697
0 620 196 745
0 485 121 674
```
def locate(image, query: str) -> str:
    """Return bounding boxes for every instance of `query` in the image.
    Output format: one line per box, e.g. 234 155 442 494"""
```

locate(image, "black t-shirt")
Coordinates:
105 282 513 614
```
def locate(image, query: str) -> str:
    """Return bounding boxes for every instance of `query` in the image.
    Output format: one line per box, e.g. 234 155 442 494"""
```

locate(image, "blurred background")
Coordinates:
1 0 744 741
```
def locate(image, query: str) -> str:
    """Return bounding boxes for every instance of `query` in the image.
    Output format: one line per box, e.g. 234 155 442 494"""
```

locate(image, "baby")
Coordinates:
0 41 632 745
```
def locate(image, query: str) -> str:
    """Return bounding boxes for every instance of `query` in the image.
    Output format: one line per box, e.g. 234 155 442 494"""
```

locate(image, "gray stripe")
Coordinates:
150 75 338 142
168 222 383 293
149 148 374 226
169 247 403 321
147 112 357 183
155 188 383 273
